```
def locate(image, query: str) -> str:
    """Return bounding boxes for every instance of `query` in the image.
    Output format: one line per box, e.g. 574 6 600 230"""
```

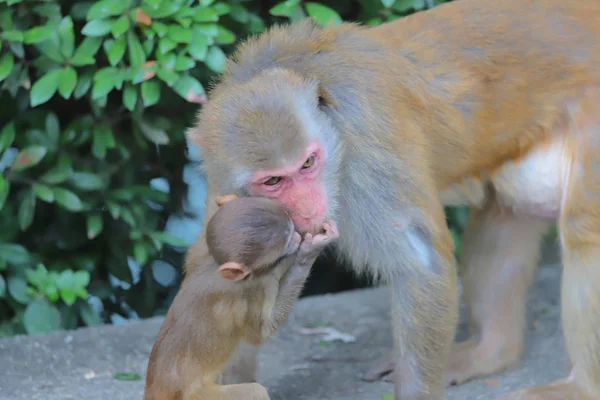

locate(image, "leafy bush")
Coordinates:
0 0 462 337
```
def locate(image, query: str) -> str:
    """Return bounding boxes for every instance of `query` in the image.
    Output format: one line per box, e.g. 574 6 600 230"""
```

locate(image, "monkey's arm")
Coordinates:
261 221 339 339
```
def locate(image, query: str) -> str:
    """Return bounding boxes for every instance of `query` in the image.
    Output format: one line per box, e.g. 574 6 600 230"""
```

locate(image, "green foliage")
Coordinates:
0 0 262 337
0 0 462 336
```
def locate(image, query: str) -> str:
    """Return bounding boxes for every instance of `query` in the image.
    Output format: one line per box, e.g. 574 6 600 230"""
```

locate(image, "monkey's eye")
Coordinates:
263 176 282 186
301 154 315 169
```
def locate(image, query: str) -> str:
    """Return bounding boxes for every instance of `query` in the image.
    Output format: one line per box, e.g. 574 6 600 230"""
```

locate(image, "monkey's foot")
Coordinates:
361 354 396 383
446 338 521 386
494 375 594 400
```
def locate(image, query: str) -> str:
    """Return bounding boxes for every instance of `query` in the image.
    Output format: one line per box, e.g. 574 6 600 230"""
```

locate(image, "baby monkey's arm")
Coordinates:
262 220 339 338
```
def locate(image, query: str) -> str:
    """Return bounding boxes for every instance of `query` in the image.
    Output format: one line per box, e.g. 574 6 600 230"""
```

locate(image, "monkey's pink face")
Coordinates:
248 139 327 234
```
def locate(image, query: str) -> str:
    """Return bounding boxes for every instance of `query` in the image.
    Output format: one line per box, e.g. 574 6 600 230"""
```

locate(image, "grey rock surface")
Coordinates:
0 255 567 400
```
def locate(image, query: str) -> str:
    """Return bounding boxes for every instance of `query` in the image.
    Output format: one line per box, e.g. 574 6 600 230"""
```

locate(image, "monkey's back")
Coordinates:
368 0 600 184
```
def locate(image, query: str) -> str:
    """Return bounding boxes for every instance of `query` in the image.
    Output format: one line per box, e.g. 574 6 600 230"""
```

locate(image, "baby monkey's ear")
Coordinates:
218 262 250 281
215 193 238 207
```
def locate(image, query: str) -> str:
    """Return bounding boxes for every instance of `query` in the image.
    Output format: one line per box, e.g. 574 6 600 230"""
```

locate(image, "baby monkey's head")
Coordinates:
206 196 302 282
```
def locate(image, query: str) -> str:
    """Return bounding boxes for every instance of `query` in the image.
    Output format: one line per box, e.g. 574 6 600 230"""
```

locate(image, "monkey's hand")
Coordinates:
297 219 339 265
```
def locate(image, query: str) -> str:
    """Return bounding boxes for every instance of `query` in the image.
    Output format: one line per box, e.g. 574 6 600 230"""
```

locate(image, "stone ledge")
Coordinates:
0 262 566 400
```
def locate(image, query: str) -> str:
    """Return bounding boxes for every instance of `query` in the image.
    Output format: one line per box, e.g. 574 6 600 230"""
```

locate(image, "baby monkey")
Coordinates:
144 195 338 400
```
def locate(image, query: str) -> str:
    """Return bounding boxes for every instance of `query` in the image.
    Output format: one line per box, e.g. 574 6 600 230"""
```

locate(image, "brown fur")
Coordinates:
144 197 338 400
153 0 600 399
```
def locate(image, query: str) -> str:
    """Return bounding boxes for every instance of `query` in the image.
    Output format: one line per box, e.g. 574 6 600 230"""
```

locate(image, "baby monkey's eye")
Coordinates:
264 176 282 186
301 154 315 169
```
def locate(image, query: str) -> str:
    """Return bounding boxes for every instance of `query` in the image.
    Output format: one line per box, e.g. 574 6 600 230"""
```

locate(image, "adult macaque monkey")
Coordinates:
187 0 600 398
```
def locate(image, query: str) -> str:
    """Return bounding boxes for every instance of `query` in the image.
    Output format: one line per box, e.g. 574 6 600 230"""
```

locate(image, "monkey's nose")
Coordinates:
296 198 317 219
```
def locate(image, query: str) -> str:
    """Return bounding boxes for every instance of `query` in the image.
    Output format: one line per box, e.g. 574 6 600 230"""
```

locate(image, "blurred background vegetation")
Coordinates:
0 0 468 337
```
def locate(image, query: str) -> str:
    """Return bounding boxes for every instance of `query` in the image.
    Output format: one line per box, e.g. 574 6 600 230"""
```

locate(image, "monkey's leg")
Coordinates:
495 140 600 400
220 341 260 384
187 382 270 400
363 199 549 385
446 199 550 386
389 219 459 399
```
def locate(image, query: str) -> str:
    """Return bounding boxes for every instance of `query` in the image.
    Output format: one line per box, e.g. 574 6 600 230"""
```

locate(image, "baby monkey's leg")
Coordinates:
186 382 270 400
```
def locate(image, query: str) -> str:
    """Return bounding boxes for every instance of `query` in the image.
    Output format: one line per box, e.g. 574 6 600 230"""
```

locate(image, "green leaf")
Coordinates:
127 31 146 68
151 21 168 37
71 37 103 66
393 0 416 12
113 373 142 381
53 188 83 212
0 244 30 265
0 175 10 210
205 46 226 73
167 25 192 43
23 26 54 44
142 2 179 18
305 3 342 26
213 2 232 15
174 55 195 71
73 70 93 98
87 214 104 239
194 8 219 22
33 184 54 202
40 154 73 184
9 42 25 58
18 189 36 231
1 31 24 42
122 84 138 111
105 35 127 66
188 33 208 61
92 67 119 99
0 275 5 298
11 146 47 171
87 0 129 20
92 124 116 159
151 232 187 247
381 0 396 7
158 37 177 54
45 113 60 145
141 80 160 107
0 53 14 82
230 4 249 22
58 67 78 99
23 300 61 334
270 0 301 17
214 26 235 44
193 23 218 37
80 302 103 326
34 37 64 63
69 172 104 191
156 68 179 86
58 16 75 58
133 242 148 264
111 15 131 38
138 119 169 144
30 68 62 107
8 276 30 304
173 74 206 103
0 122 16 153
82 19 114 37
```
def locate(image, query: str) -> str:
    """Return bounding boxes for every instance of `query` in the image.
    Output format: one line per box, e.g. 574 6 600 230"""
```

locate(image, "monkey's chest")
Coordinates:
441 138 571 220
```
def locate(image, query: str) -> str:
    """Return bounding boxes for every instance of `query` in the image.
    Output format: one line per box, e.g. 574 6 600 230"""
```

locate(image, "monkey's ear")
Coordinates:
215 193 238 207
218 262 250 281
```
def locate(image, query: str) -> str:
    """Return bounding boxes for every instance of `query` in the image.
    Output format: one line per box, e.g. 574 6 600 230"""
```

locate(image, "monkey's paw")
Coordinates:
300 220 339 251
446 338 522 387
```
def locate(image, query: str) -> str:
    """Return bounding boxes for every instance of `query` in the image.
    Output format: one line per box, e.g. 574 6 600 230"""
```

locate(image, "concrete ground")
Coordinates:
0 249 568 400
